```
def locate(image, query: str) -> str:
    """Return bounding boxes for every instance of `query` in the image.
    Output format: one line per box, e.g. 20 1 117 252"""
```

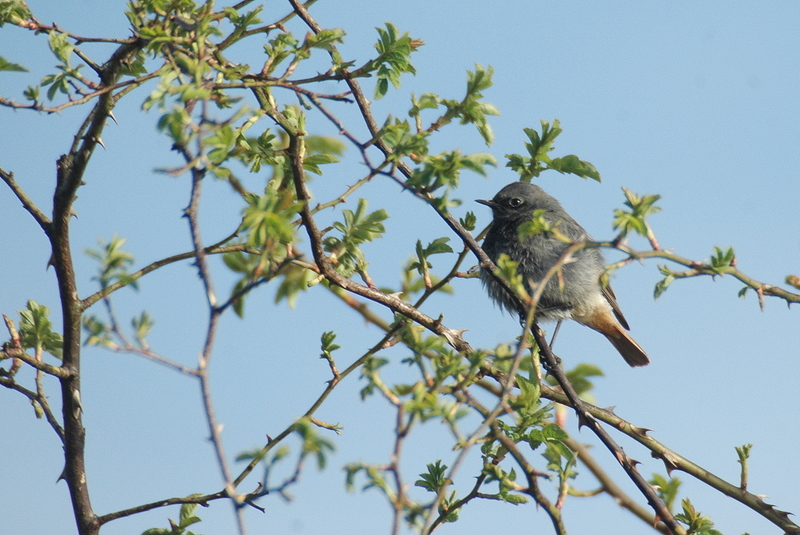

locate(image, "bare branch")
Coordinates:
0 167 52 232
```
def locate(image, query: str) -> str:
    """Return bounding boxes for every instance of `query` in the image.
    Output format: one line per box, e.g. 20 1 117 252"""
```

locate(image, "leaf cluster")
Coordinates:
323 198 388 277
85 235 138 291
613 187 661 238
17 300 63 360
373 23 420 99
142 500 205 535
506 119 601 182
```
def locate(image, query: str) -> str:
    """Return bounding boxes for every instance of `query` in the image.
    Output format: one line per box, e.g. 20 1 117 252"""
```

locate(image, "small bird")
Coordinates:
477 181 649 367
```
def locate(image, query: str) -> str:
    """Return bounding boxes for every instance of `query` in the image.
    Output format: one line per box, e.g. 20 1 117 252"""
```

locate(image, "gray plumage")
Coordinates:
478 181 649 366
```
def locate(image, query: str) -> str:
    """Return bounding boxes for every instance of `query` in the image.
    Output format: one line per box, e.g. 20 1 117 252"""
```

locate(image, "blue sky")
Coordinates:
1 1 799 534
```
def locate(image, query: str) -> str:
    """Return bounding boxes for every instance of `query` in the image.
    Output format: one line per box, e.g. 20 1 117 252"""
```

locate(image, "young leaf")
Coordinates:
709 246 735 274
0 56 27 72
649 473 682 512
0 0 32 27
305 28 345 52
320 331 341 361
373 23 420 99
547 154 600 181
415 460 450 492
47 31 73 64
613 188 661 238
85 235 137 291
323 198 388 277
19 300 63 359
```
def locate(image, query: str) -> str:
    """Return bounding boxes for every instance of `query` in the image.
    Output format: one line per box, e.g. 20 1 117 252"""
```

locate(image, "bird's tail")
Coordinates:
574 303 651 367
603 327 650 367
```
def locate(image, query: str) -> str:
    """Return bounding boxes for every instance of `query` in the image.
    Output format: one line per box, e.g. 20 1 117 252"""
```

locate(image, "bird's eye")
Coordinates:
508 197 523 208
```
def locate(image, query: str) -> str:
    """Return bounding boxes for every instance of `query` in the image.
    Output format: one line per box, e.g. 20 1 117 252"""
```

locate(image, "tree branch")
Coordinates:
0 167 52 232
97 491 227 526
80 239 246 310
47 37 147 535
284 131 470 353
540 385 800 534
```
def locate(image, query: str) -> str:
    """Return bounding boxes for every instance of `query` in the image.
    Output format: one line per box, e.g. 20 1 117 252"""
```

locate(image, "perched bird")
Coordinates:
477 181 649 367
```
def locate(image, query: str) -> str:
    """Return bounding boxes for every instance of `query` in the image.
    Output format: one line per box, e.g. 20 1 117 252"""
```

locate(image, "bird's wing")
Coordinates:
601 284 631 331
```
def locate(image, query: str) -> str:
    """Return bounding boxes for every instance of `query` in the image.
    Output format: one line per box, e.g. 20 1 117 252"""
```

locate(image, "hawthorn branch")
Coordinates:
0 346 69 378
177 134 245 534
540 385 800 534
81 240 248 311
233 319 406 489
97 491 227 526
0 167 52 232
564 437 677 535
45 36 148 535
284 133 470 352
616 243 800 306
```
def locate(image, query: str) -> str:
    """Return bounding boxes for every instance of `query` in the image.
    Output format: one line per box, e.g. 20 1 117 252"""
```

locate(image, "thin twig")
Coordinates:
564 437 680 535
179 137 245 534
0 167 52 232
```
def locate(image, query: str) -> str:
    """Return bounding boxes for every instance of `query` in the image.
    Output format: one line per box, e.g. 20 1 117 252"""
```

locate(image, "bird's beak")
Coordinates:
476 199 495 208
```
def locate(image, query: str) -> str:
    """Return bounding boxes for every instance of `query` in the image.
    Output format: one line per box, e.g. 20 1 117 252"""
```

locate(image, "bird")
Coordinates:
477 181 649 367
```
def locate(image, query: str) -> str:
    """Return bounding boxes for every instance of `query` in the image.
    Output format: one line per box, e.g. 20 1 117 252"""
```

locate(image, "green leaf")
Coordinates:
0 56 27 72
23 84 39 101
274 265 315 309
223 5 263 30
178 500 201 528
409 150 496 192
493 254 529 304
649 473 681 513
428 65 499 145
132 312 154 347
320 331 341 361
323 198 388 277
654 271 675 299
414 460 449 492
262 32 298 75
380 119 429 163
460 211 477 231
548 154 601 181
409 92 441 118
737 286 749 299
373 23 419 99
613 188 661 238
514 374 541 411
563 363 604 397
83 315 114 348
505 120 599 181
293 418 336 470
303 152 340 175
19 300 63 359
517 208 569 243
0 0 32 27
709 246 735 274
305 28 345 52
409 237 453 280
48 31 74 64
85 235 137 291
205 124 237 165
242 191 301 249
42 71 70 101
675 498 723 535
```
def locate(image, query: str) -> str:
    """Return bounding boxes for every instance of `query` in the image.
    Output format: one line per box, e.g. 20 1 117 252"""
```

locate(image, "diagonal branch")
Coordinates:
81 240 248 311
540 385 800 534
284 131 470 353
0 167 52 232
531 323 681 534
